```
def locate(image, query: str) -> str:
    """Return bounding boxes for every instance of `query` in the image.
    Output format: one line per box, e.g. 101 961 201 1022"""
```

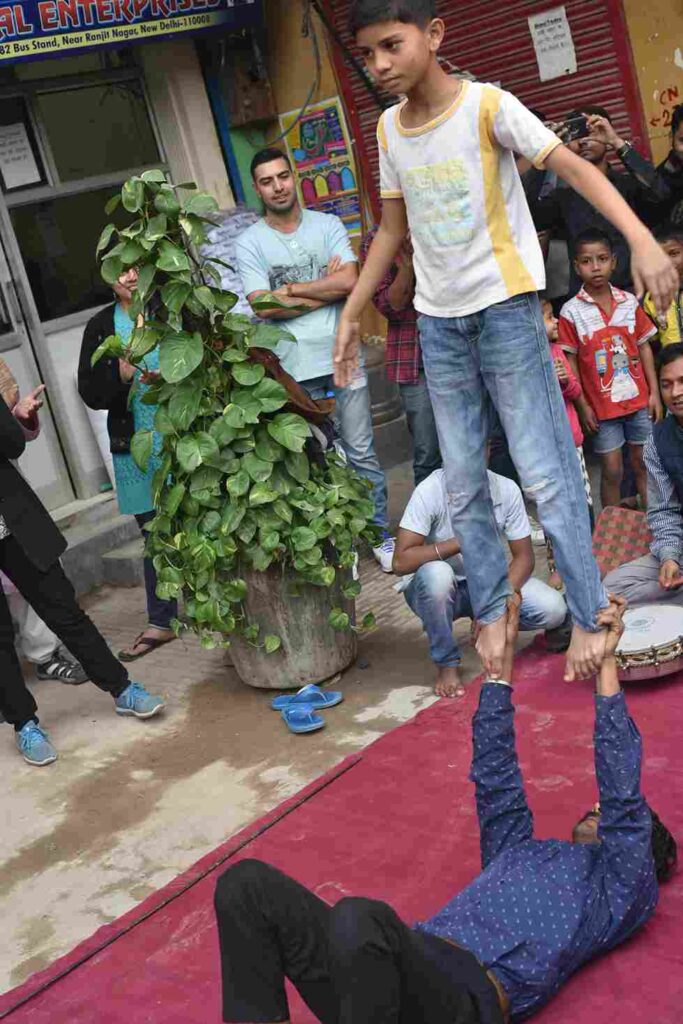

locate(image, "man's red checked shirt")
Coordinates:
360 227 420 385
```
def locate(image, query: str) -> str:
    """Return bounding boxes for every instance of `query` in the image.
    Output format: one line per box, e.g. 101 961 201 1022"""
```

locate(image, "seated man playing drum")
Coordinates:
605 344 683 604
213 598 677 1024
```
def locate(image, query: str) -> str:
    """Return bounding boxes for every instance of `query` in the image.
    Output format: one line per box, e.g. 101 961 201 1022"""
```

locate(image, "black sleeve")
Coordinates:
521 166 547 205
527 182 564 233
619 147 671 203
77 313 131 412
0 396 26 461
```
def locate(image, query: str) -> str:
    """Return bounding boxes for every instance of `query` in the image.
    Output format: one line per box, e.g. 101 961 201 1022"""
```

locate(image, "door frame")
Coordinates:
0 191 78 502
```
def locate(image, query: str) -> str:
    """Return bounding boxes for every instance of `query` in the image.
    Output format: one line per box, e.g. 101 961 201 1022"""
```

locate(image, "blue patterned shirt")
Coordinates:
644 430 683 565
417 685 658 1020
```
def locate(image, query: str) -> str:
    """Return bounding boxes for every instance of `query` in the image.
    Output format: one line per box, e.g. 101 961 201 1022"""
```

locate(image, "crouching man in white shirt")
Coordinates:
393 468 569 697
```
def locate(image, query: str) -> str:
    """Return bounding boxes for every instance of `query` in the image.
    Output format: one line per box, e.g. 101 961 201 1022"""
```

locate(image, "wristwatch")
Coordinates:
616 141 633 159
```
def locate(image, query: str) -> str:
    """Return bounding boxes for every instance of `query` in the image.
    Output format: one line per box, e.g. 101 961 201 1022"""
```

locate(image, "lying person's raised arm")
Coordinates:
470 596 534 868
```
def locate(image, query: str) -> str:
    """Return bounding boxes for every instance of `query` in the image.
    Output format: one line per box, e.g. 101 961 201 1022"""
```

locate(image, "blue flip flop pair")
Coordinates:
272 683 343 734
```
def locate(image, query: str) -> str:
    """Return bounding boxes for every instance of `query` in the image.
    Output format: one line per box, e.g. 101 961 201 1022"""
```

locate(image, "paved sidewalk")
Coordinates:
0 462 553 994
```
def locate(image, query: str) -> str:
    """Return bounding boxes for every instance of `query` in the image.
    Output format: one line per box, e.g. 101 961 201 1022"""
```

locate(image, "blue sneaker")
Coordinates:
114 681 165 719
16 721 57 766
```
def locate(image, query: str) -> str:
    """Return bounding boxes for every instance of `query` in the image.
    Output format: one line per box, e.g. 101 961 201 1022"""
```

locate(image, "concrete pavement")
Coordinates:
0 463 550 993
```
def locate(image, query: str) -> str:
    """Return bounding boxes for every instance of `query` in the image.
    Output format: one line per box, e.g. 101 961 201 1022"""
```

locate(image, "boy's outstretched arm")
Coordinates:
333 198 408 386
545 146 678 317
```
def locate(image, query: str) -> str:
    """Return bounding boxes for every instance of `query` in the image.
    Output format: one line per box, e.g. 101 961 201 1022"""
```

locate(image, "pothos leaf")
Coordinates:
96 223 117 255
264 634 281 654
90 334 124 367
159 332 204 383
267 413 310 452
231 361 265 386
329 607 351 631
130 430 154 472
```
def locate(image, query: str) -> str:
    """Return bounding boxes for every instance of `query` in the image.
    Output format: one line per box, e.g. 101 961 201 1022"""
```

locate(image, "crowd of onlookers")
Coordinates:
2 96 683 762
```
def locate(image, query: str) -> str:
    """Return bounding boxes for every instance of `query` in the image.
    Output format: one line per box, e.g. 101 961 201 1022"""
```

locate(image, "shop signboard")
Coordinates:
0 0 261 64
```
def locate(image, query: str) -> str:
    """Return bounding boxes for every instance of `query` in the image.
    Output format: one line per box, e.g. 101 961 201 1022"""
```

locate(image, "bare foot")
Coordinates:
548 571 563 591
475 610 508 679
564 623 608 681
435 665 465 698
118 626 174 659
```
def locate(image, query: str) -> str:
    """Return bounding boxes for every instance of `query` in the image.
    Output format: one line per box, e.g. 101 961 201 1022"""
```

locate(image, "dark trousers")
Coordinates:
214 859 492 1024
0 536 129 730
399 373 442 485
135 511 177 630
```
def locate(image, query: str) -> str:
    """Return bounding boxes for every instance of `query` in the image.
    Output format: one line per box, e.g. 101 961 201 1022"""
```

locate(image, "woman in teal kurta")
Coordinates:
81 267 177 661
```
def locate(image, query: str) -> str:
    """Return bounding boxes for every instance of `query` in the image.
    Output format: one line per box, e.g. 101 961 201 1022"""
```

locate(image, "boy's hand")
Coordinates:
596 594 627 659
648 392 664 423
326 255 343 276
659 559 683 590
631 235 679 318
333 318 361 387
119 359 136 383
554 357 569 383
580 403 599 435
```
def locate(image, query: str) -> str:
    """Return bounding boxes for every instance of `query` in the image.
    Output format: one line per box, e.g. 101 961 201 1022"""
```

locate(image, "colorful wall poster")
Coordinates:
280 96 361 237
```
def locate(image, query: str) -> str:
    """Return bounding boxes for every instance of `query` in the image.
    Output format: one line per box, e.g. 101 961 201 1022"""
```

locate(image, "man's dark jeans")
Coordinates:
399 372 441 485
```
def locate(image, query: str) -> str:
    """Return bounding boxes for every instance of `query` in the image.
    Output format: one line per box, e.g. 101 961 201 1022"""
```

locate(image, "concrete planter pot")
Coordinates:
229 565 358 690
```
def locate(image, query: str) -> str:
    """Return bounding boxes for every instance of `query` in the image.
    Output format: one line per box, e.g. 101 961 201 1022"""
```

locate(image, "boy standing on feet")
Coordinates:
559 229 662 510
334 0 677 681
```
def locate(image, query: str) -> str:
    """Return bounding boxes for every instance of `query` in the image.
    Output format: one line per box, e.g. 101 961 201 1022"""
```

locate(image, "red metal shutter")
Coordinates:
324 0 647 218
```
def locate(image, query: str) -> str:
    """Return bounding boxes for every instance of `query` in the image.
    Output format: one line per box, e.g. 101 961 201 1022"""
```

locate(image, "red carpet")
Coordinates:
2 644 683 1023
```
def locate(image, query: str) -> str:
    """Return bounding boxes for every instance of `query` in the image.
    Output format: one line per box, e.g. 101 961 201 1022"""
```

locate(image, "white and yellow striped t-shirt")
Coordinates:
377 80 562 318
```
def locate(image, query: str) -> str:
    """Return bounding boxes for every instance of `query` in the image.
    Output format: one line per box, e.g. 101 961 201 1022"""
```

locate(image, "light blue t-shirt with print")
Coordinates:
234 210 356 382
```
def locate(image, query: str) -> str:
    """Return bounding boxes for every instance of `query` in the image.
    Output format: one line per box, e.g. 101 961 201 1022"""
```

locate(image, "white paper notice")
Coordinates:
0 123 41 191
528 6 577 82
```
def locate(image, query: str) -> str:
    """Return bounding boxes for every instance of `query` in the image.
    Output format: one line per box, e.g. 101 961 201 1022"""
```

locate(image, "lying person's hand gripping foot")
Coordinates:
475 609 508 680
564 622 608 681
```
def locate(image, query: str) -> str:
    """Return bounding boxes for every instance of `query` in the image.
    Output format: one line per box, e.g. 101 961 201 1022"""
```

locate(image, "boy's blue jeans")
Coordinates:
405 562 567 666
418 293 607 631
302 373 389 530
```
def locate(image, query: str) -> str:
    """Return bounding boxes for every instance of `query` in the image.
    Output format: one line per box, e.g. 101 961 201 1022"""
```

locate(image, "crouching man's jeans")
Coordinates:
418 293 607 631
404 562 567 667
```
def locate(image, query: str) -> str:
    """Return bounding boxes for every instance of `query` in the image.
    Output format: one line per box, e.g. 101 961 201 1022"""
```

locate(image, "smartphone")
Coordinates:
562 114 590 142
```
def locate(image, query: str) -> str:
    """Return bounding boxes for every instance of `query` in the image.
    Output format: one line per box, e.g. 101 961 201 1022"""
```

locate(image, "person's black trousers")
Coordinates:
0 536 129 729
214 859 500 1024
135 511 177 630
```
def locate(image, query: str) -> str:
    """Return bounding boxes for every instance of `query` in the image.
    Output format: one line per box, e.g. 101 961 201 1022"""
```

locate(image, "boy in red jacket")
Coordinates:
559 229 663 509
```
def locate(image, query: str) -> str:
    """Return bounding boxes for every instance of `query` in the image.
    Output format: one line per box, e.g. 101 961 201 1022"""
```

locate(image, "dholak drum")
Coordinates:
616 604 683 681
